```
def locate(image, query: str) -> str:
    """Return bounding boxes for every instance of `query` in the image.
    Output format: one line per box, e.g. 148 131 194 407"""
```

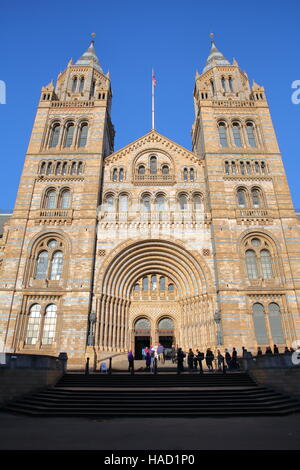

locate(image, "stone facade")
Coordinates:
0 38 300 368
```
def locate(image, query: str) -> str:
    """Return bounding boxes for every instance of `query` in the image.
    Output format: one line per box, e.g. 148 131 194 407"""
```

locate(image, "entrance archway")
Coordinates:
134 318 151 359
95 238 215 352
158 317 175 351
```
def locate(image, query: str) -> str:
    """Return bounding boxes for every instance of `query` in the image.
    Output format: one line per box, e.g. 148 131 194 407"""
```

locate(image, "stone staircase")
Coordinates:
3 371 300 417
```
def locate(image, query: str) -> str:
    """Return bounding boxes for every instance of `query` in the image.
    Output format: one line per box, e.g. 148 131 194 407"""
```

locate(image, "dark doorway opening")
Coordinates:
159 335 173 348
134 336 150 359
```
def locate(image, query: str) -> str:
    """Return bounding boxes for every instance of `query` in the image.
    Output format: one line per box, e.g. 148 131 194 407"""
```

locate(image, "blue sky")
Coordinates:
1 0 299 210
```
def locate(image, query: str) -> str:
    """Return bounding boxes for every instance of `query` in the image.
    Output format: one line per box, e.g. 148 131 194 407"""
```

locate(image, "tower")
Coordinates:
0 37 114 367
192 35 300 351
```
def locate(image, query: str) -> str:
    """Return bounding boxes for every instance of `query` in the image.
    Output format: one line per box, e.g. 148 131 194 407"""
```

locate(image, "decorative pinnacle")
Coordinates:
91 32 96 39
210 32 214 41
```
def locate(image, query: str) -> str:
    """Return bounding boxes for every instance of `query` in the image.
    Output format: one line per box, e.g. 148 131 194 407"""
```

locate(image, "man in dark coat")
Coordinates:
176 348 186 373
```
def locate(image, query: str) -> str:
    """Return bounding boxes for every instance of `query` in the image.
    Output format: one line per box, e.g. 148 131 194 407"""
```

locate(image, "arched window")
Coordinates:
26 304 41 345
64 123 74 148
49 123 60 148
134 283 140 291
225 161 230 175
141 194 151 212
119 168 124 181
228 77 234 92
77 162 83 175
190 168 195 181
72 77 77 92
246 250 258 279
46 162 53 175
261 162 266 174
193 194 202 210
50 251 63 280
42 304 57 345
240 161 245 175
218 122 228 147
232 122 242 147
162 165 169 175
135 318 150 330
231 161 236 174
246 122 257 147
106 194 114 212
159 276 166 291
252 303 268 344
138 165 145 175
156 194 165 211
150 156 157 174
45 189 57 209
119 194 128 211
210 80 215 95
246 161 251 175
251 189 261 208
70 162 77 175
151 275 157 290
168 283 175 292
179 194 188 210
142 277 149 291
260 249 273 279
183 168 188 181
112 169 118 181
79 77 85 93
55 162 62 175
91 80 96 97
78 123 88 147
237 189 247 208
60 189 71 209
158 317 174 330
255 161 260 174
35 251 49 279
268 303 284 344
40 162 46 175
221 77 226 91
62 162 68 175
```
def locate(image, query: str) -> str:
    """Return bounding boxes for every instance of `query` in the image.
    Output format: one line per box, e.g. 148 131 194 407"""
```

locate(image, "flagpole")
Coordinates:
152 68 155 130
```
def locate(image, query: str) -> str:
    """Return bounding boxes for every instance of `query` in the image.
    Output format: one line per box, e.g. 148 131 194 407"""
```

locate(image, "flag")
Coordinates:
152 71 157 87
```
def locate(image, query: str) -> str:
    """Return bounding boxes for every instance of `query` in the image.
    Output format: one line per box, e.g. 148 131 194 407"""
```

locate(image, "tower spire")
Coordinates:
75 34 103 73
202 33 231 74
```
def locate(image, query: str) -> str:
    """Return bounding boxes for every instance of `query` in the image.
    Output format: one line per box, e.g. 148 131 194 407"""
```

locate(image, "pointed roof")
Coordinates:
75 40 103 73
106 130 201 166
202 36 231 74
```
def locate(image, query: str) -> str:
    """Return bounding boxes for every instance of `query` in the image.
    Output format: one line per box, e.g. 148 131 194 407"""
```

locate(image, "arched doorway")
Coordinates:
95 238 214 353
158 317 175 352
134 318 151 359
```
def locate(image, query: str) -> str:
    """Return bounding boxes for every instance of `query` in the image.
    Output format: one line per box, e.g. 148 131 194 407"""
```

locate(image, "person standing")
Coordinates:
273 344 279 354
197 350 204 374
232 347 238 369
128 350 134 373
257 347 262 356
225 349 231 369
217 349 224 371
176 348 186 373
187 349 194 371
266 346 273 354
205 348 214 372
145 350 151 371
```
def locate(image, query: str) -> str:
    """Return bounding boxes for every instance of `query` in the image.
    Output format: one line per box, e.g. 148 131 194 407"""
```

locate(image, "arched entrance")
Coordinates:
134 318 151 359
157 317 175 351
95 238 215 353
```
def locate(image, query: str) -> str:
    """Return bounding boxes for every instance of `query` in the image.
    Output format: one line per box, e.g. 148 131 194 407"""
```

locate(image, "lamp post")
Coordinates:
87 311 96 346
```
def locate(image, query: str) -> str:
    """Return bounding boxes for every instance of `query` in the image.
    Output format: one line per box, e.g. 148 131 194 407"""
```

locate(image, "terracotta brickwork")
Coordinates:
0 39 299 368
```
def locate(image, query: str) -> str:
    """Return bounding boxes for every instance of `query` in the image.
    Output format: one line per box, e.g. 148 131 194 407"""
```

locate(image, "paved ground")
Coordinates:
0 411 300 450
